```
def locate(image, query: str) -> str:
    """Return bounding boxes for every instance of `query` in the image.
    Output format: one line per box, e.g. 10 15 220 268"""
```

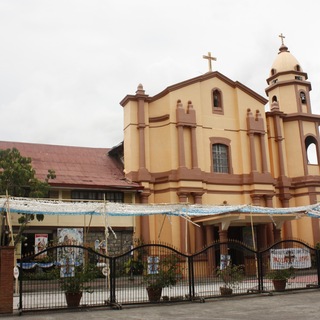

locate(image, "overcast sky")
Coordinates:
1 0 320 148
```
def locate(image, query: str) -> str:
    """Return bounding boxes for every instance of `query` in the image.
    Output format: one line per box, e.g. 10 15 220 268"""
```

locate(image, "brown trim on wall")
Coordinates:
147 71 267 105
149 114 170 122
128 168 276 186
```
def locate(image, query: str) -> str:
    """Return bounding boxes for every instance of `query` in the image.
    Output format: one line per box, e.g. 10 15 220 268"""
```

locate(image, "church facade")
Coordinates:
120 40 320 252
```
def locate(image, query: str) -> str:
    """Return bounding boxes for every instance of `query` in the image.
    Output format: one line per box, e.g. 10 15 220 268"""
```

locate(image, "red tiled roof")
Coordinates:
0 141 140 190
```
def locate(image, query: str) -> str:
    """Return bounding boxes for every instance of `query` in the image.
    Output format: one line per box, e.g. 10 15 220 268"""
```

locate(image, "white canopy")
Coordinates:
1 196 320 218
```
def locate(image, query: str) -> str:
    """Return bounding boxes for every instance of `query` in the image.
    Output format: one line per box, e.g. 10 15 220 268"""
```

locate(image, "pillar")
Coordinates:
205 225 216 275
178 192 189 253
218 226 228 255
0 246 14 314
193 192 204 252
273 227 282 243
140 192 150 243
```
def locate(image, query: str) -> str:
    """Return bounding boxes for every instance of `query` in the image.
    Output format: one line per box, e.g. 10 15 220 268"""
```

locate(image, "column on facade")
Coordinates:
218 224 228 256
205 225 216 275
137 87 147 171
248 132 257 172
178 192 189 253
186 101 198 170
190 125 198 169
193 192 204 252
273 227 282 243
257 225 267 250
176 100 186 168
177 125 186 168
265 195 275 246
251 194 261 206
140 192 151 243
282 198 293 239
259 133 268 173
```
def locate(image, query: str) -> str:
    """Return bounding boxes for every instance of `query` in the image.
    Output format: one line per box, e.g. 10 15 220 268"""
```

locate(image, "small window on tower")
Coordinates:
300 92 307 104
305 136 318 165
272 96 277 102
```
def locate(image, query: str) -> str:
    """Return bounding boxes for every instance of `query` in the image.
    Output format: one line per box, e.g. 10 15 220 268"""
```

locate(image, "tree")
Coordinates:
0 148 56 246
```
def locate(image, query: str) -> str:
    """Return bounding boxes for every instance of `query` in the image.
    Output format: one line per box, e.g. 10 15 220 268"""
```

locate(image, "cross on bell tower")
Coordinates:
279 33 286 45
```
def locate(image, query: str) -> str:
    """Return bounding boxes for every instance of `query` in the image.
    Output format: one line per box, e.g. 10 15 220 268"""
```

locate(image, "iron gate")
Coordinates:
18 240 320 313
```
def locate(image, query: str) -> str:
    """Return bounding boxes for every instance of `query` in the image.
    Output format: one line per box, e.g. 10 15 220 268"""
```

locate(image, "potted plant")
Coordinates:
144 254 182 302
266 268 295 292
60 263 97 307
216 264 244 295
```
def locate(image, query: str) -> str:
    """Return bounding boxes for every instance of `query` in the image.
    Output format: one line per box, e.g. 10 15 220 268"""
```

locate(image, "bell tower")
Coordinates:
265 35 320 243
266 34 312 115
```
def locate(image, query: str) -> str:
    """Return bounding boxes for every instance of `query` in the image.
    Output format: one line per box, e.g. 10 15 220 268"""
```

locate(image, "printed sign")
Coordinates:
35 234 48 257
57 228 84 277
270 248 311 270
147 256 159 275
220 254 231 270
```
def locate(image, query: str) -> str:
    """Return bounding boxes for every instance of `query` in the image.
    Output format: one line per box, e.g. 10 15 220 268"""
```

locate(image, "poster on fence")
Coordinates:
220 254 231 270
147 256 159 274
270 248 311 270
34 234 48 258
57 228 83 277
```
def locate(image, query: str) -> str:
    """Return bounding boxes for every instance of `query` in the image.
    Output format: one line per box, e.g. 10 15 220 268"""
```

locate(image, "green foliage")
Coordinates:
123 258 144 276
59 264 99 293
266 267 295 281
0 148 54 196
144 254 182 289
0 147 56 246
216 264 245 289
22 267 60 281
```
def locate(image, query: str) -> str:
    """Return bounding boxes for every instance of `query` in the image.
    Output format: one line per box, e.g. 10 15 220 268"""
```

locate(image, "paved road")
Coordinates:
1 290 320 320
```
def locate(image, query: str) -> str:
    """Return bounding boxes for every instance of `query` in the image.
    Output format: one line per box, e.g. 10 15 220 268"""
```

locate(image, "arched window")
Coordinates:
271 68 276 76
212 88 223 114
213 89 221 108
300 92 306 104
305 136 318 165
212 144 229 173
295 65 301 72
272 96 278 102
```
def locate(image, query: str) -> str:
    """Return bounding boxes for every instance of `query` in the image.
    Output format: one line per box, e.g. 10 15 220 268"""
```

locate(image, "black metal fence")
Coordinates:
17 239 320 313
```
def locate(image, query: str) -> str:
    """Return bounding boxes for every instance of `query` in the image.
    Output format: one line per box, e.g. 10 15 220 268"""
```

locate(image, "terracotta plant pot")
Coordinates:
272 279 287 292
220 287 233 296
146 287 162 302
65 291 83 307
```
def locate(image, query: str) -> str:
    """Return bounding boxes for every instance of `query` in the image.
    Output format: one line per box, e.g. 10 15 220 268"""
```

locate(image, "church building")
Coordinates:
120 36 320 252
2 36 320 255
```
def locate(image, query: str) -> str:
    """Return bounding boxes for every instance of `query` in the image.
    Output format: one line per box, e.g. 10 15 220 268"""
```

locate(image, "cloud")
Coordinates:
0 0 320 147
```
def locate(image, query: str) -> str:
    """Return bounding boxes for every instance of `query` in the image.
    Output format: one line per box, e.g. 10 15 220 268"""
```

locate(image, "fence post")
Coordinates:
316 249 320 287
257 251 264 292
109 257 116 304
0 246 14 314
187 255 194 301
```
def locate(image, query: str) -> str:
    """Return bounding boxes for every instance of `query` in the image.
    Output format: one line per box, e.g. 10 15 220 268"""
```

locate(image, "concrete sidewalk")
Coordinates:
1 290 320 320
